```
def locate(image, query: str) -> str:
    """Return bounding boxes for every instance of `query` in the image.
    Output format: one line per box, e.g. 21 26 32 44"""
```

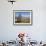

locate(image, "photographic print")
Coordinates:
13 10 32 25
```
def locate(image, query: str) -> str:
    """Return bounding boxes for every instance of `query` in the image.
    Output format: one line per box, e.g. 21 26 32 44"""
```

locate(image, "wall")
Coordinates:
0 0 46 42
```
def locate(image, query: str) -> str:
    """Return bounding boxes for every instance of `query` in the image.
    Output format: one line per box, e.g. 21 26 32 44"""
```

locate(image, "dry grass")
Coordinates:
15 17 30 23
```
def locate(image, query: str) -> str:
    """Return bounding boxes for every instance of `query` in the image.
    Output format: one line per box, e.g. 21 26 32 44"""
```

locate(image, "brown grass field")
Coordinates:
15 17 30 23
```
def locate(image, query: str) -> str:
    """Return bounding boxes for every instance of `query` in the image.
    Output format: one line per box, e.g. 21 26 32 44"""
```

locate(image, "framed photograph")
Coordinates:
13 10 33 25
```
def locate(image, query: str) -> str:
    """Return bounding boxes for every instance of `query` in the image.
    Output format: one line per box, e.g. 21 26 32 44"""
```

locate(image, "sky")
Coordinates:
15 12 31 17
